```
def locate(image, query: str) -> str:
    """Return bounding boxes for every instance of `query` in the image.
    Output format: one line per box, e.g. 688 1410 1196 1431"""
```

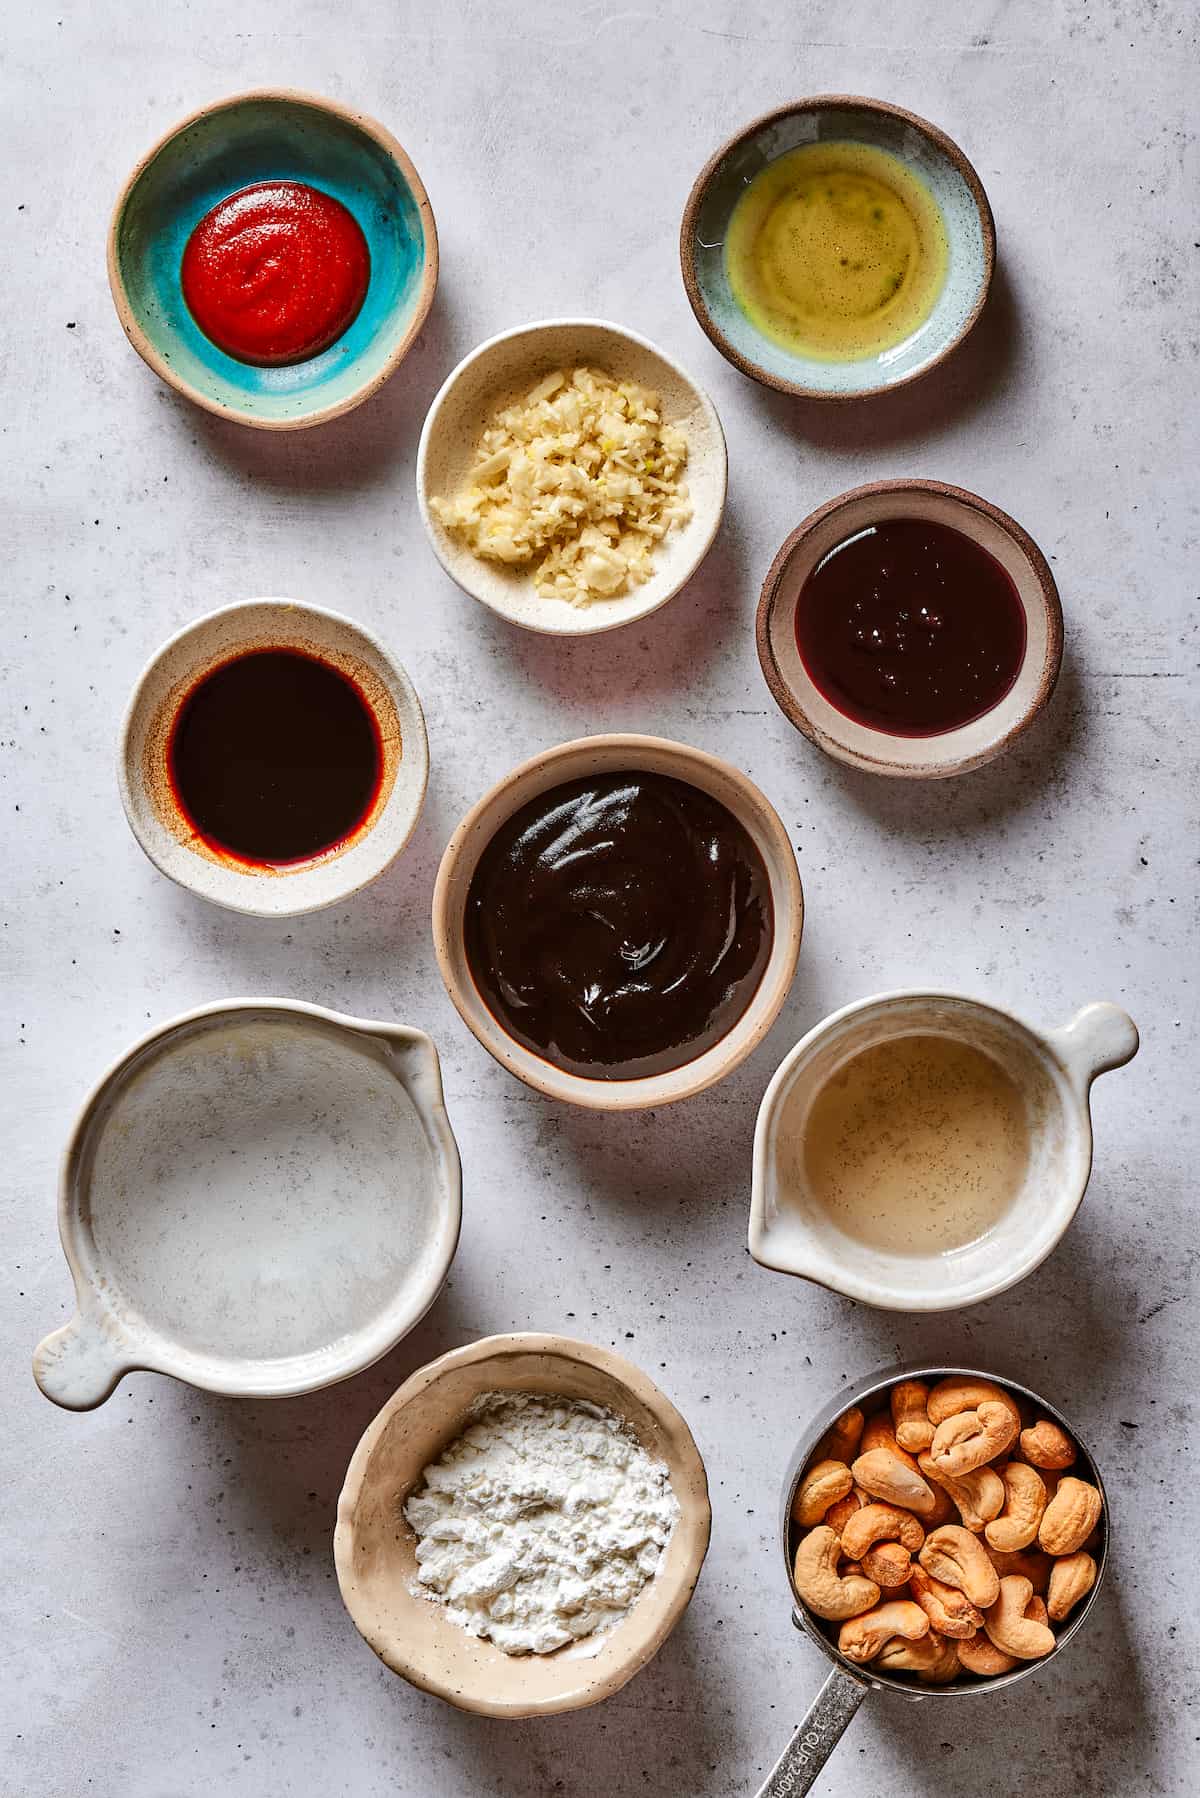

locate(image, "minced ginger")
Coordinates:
430 367 692 604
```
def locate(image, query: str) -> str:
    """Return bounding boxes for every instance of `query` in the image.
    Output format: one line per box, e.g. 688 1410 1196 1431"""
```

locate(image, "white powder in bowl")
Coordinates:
403 1390 681 1655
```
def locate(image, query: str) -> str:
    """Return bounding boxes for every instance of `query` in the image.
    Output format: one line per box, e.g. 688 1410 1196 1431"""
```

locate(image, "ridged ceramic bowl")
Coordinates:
416 319 727 635
108 88 437 429
681 97 994 400
432 734 804 1108
32 1000 462 1410
118 598 429 916
334 1334 711 1716
756 481 1063 778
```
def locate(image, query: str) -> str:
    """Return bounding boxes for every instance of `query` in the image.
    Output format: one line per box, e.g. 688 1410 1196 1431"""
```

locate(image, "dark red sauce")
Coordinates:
180 181 370 365
464 772 773 1081
167 648 382 867
795 519 1027 736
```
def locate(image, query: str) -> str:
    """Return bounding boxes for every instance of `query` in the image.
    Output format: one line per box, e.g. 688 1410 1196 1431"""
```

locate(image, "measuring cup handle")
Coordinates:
755 1665 870 1796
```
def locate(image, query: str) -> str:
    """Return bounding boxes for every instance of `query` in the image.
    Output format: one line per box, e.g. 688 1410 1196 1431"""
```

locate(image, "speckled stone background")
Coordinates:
5 3 1198 1794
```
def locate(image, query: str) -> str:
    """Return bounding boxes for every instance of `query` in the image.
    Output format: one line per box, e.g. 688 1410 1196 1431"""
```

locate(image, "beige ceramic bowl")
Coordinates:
334 1334 711 1717
432 734 804 1109
119 598 429 916
757 480 1063 778
416 319 727 635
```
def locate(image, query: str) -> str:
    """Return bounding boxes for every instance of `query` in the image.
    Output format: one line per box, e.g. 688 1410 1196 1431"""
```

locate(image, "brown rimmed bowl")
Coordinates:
432 734 804 1110
334 1333 712 1717
680 96 995 401
118 598 429 916
756 481 1063 779
108 88 438 430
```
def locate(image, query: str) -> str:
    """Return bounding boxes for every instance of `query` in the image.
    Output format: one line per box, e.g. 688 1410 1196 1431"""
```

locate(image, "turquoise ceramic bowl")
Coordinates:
108 88 438 430
680 97 994 401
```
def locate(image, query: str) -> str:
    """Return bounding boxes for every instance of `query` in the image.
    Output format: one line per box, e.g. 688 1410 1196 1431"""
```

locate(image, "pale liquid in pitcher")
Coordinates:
802 1034 1030 1254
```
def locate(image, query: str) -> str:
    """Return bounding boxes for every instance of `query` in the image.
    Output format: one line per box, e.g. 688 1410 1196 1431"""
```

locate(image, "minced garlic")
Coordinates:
430 367 692 605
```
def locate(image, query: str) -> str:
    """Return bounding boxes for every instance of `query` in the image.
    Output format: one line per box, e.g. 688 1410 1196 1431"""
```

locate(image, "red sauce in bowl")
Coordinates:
180 181 370 366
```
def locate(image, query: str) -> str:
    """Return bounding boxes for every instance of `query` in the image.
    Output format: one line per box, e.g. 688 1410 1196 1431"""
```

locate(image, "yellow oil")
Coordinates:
725 140 949 361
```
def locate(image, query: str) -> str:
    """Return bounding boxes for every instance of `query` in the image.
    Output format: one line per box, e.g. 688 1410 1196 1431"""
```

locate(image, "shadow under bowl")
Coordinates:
334 1333 711 1716
756 480 1063 778
108 87 438 429
681 95 994 401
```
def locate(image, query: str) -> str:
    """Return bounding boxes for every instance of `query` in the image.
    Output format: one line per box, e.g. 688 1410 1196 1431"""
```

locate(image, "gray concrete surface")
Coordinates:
4 2 1197 1793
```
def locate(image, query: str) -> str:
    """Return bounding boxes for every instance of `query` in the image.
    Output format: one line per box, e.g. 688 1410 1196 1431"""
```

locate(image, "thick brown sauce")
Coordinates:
464 771 774 1080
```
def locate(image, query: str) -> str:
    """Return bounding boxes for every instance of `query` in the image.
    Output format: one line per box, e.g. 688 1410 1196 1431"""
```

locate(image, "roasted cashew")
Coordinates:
927 1377 1022 1431
1019 1417 1076 1471
852 1448 938 1518
815 1405 866 1465
1047 1550 1097 1622
984 1545 1052 1594
958 1632 1018 1676
860 1411 921 1472
793 1525 880 1621
929 1401 1018 1476
918 1524 1001 1609
841 1502 925 1562
919 1452 1005 1531
1038 1477 1103 1556
837 1599 929 1664
890 1379 935 1453
983 1575 1056 1660
861 1540 913 1586
908 1563 985 1639
873 1629 952 1677
984 1462 1048 1553
917 1634 961 1684
825 1489 864 1537
792 1457 855 1527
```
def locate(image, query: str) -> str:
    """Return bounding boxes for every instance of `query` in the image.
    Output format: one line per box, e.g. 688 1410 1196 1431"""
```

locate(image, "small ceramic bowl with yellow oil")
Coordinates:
680 97 994 400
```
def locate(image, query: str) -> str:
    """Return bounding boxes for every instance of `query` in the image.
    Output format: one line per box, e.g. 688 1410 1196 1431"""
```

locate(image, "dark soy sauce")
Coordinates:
167 648 382 866
795 518 1027 736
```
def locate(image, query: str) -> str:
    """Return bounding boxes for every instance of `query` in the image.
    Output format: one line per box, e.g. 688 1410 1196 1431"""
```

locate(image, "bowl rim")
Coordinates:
414 316 728 636
116 596 430 917
431 732 804 1109
679 93 996 401
748 987 1097 1311
755 478 1064 778
32 997 463 1408
107 85 439 432
333 1331 713 1717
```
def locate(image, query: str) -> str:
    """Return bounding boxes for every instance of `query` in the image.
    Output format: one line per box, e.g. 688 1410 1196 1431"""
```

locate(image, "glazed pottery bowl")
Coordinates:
433 734 803 1109
118 598 429 916
416 319 727 635
749 991 1138 1312
108 88 437 429
756 1364 1109 1792
681 96 994 400
334 1333 711 1716
32 1000 462 1410
757 480 1063 778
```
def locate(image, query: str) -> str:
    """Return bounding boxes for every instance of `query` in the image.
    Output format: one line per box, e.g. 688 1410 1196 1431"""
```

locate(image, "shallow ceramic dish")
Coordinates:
32 999 461 1410
750 991 1138 1312
416 319 727 635
757 480 1063 778
755 1362 1109 1794
681 97 994 401
119 597 428 916
433 734 803 1108
109 88 437 429
334 1333 711 1716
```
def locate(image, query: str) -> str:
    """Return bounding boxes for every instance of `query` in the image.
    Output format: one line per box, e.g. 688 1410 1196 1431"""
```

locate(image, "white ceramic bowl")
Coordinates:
433 734 803 1110
749 991 1138 1312
334 1334 711 1717
416 319 727 635
32 1000 462 1409
119 599 429 916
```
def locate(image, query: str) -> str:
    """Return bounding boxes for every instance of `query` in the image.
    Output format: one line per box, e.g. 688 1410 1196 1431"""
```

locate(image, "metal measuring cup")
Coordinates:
756 1363 1110 1796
